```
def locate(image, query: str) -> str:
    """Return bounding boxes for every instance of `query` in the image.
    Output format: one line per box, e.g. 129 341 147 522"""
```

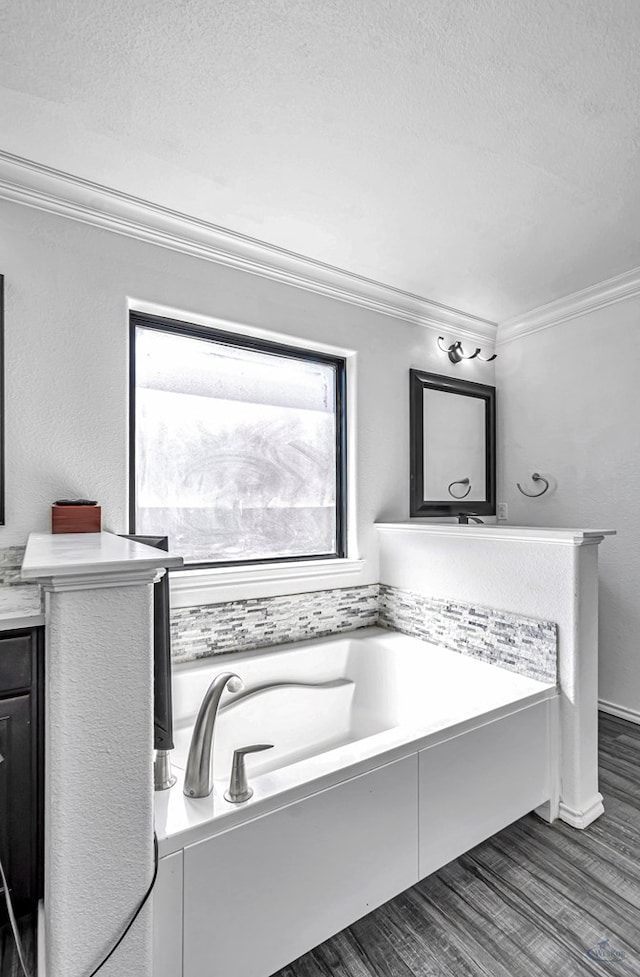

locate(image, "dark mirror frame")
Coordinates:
409 369 496 517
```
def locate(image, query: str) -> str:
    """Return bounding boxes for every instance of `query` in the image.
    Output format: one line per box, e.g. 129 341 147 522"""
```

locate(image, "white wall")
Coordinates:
497 299 639 716
0 199 495 576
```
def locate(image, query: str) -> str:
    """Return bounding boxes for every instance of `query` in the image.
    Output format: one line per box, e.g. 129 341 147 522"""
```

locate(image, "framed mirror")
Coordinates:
410 369 496 517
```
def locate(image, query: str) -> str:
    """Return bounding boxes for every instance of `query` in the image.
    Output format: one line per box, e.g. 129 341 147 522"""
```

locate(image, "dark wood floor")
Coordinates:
0 911 35 977
2 714 638 977
275 713 640 977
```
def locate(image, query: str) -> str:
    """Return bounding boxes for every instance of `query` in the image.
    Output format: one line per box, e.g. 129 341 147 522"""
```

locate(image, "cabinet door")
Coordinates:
418 701 550 880
0 635 32 692
153 852 184 977
0 693 36 905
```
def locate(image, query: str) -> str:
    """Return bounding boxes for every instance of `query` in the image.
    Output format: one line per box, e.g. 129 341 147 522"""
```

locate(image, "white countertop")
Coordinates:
375 522 616 545
0 585 44 630
22 531 184 580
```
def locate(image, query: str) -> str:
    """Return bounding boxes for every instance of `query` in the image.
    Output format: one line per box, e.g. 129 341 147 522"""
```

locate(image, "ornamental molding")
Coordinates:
498 265 640 345
0 150 497 343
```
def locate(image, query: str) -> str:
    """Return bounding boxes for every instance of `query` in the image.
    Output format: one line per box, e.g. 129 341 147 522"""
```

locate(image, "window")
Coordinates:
130 313 346 567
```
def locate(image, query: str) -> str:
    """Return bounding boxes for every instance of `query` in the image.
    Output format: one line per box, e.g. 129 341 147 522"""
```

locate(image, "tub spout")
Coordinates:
183 672 243 798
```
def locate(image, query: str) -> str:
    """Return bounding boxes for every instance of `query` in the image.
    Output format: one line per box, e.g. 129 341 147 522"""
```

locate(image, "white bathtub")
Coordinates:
154 626 559 977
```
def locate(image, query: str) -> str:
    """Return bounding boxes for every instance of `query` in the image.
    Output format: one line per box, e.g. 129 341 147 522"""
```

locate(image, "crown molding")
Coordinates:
498 265 640 346
0 150 497 343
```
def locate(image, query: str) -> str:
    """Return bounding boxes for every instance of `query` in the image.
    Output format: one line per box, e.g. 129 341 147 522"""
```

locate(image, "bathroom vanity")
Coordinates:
0 588 45 920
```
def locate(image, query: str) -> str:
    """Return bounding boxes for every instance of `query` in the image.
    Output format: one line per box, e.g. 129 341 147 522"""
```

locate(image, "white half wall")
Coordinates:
496 299 639 716
0 199 495 582
44 579 155 977
376 524 608 828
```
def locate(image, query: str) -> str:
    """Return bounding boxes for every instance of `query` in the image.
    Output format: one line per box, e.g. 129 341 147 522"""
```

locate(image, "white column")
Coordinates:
556 539 603 827
22 533 182 977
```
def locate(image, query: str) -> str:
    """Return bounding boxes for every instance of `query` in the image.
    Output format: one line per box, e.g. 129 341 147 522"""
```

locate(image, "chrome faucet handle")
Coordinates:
224 743 273 804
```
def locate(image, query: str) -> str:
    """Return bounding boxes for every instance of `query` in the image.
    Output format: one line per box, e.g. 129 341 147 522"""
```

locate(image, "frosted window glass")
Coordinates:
134 326 342 564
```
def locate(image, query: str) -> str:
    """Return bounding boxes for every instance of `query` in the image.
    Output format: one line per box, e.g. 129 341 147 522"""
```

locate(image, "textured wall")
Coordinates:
4 1 640 319
496 300 638 717
45 582 155 977
0 199 493 570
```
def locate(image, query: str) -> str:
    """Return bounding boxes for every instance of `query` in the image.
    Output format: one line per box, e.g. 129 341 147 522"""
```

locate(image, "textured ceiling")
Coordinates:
3 0 640 321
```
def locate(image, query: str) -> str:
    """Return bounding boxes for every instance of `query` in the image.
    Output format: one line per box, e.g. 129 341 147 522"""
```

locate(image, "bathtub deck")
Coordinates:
273 713 640 977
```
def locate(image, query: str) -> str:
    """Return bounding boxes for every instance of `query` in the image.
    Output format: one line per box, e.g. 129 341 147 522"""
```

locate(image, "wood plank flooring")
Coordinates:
275 714 640 977
1 713 638 976
0 912 35 977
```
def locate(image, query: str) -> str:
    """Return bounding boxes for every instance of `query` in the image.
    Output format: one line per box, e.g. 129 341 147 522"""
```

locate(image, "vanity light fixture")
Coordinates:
437 337 497 364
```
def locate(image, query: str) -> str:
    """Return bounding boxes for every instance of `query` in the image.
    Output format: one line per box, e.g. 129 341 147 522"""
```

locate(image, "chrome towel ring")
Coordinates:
516 472 550 498
448 477 472 499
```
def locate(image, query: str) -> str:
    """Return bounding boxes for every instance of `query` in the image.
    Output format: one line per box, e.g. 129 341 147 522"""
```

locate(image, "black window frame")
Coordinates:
129 311 347 570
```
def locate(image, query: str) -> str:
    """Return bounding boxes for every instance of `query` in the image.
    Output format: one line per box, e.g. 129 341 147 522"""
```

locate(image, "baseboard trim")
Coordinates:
558 794 604 830
598 698 640 725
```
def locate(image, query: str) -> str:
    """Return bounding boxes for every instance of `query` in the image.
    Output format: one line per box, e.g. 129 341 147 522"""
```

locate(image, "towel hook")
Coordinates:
448 477 472 499
516 472 550 498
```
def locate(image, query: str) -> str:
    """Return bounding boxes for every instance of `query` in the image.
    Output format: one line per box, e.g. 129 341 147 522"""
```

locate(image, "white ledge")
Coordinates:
22 531 183 584
375 522 616 546
170 558 367 607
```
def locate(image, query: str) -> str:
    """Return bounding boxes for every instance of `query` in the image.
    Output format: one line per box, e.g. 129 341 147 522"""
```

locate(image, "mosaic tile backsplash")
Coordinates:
0 546 43 620
170 584 380 662
169 580 557 682
0 546 29 586
0 543 557 682
378 584 557 684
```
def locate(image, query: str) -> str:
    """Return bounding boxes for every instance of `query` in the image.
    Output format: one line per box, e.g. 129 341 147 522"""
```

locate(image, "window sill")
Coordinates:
169 558 368 608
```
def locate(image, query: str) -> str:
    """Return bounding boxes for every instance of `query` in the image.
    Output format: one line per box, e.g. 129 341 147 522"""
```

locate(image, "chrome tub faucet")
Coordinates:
183 671 243 798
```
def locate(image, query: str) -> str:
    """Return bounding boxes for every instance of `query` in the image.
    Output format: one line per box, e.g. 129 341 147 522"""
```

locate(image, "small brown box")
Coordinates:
51 505 102 534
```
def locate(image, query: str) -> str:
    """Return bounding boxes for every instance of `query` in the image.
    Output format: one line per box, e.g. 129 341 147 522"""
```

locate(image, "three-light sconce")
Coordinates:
437 336 497 364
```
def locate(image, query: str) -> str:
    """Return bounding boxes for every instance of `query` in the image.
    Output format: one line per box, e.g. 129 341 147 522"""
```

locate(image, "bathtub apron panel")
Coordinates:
183 754 419 977
152 850 184 977
418 700 551 879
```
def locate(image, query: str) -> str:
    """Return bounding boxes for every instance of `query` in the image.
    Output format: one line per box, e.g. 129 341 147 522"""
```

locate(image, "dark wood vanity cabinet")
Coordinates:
0 627 43 919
